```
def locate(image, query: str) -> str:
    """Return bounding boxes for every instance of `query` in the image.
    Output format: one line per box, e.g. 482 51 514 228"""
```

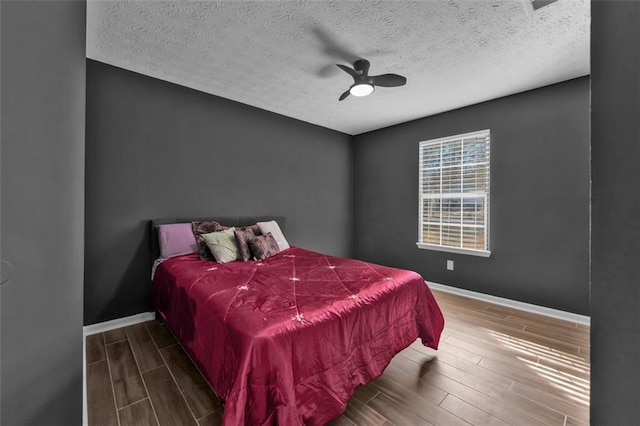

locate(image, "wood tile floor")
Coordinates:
86 289 590 425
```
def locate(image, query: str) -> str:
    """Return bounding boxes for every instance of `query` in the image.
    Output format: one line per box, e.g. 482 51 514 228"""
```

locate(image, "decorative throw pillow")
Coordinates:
157 223 198 259
239 224 261 236
249 232 280 260
192 221 228 260
201 228 241 263
234 227 256 261
257 220 290 252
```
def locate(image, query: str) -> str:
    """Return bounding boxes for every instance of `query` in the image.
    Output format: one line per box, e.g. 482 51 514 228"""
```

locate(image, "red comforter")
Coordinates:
152 247 444 425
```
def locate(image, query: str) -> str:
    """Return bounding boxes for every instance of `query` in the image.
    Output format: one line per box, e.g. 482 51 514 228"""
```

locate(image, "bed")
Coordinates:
150 217 444 425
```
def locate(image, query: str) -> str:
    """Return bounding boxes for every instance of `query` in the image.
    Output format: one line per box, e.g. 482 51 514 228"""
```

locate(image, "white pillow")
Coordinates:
257 220 290 252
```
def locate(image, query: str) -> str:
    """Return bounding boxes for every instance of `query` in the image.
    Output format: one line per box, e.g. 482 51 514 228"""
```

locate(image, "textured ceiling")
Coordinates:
87 0 590 135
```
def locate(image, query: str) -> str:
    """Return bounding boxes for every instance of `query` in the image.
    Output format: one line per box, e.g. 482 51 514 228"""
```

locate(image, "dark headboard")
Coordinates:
149 216 286 261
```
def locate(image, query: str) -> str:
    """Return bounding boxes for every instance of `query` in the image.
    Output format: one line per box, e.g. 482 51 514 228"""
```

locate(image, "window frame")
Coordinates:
416 129 491 257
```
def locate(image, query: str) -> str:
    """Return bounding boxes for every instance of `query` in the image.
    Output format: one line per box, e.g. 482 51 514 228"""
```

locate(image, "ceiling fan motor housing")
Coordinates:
353 59 370 77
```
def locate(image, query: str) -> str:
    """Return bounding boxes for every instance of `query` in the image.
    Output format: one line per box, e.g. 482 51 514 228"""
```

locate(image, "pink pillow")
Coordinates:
158 223 198 259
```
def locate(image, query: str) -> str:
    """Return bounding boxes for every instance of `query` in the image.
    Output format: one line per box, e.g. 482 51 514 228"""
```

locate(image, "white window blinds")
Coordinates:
417 130 491 256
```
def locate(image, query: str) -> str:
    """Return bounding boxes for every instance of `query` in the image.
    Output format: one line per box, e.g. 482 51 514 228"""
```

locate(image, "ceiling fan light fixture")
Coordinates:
350 83 375 97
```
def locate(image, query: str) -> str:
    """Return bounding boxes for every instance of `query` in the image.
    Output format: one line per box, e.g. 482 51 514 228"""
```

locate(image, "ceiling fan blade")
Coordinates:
370 73 407 87
336 64 360 82
339 89 351 101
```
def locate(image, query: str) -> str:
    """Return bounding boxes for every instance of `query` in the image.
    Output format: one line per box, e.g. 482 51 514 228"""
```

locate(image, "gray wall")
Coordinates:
85 60 352 325
353 77 590 315
591 1 640 422
0 0 3 416
0 1 85 424
0 0 3 417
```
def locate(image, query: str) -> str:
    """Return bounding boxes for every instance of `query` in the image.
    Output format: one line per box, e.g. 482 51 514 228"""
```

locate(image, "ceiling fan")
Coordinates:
336 59 406 101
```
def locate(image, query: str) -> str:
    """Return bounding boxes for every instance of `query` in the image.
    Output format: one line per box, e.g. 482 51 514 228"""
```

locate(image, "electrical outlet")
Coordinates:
447 260 454 271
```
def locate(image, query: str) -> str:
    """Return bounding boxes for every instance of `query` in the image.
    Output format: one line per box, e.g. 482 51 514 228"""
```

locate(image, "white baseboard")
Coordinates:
83 333 87 426
426 281 590 326
83 312 156 337
83 311 156 425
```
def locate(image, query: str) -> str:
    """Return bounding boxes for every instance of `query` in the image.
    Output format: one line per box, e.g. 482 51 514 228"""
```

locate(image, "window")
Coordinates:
417 130 491 257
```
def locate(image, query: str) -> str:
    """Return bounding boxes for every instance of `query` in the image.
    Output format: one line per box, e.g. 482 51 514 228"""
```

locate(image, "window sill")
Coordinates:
416 243 491 257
